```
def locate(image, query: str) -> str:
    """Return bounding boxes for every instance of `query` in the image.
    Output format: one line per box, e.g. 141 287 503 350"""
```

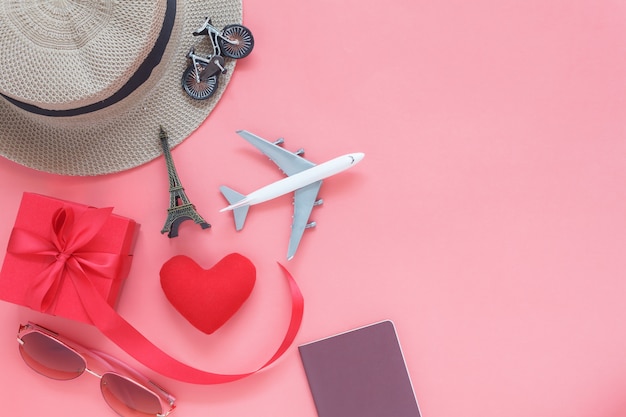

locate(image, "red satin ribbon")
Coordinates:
8 207 122 312
8 207 304 384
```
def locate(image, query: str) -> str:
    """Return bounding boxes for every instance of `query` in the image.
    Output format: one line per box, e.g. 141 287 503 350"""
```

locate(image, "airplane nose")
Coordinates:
350 153 365 164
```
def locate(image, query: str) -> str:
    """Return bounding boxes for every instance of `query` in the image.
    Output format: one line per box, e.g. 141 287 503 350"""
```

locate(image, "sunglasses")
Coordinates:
17 322 176 417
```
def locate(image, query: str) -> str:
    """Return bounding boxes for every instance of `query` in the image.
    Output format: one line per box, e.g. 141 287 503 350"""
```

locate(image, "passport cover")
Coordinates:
298 320 421 417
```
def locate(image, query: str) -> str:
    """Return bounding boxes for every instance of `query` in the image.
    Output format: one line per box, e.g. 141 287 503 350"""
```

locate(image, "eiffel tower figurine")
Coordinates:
159 126 210 237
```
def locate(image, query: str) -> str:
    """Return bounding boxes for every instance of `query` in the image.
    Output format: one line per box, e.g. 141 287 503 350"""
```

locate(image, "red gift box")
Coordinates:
0 193 137 324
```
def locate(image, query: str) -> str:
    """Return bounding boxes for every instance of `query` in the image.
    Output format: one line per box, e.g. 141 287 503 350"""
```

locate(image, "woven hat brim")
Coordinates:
0 0 242 176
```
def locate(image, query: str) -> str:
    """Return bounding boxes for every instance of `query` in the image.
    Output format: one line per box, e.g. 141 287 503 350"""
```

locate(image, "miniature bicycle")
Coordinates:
182 17 254 100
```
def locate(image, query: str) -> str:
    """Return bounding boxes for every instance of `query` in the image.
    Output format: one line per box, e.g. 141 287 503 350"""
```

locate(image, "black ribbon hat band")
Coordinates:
2 0 176 117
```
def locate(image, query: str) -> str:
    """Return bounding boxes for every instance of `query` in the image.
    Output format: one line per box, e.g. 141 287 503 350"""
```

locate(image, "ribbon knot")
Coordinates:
7 205 123 313
55 252 71 264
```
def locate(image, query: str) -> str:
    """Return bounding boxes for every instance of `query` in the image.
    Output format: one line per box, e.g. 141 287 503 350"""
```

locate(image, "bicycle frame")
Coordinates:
193 17 240 58
187 50 225 83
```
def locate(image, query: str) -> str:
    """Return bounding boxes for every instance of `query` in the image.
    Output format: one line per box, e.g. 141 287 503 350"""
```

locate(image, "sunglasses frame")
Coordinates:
17 322 176 417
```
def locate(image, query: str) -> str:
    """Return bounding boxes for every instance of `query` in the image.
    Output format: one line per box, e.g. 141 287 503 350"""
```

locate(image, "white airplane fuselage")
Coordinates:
220 152 364 212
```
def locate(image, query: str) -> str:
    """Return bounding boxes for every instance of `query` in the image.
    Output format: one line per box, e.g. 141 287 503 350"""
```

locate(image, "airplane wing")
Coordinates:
287 180 323 260
237 130 315 176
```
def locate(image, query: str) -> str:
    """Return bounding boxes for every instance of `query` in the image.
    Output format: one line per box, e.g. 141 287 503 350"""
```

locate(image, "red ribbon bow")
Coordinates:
7 206 122 313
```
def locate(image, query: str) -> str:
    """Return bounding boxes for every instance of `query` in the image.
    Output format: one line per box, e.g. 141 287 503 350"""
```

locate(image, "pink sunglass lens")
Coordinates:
101 373 163 417
19 332 85 380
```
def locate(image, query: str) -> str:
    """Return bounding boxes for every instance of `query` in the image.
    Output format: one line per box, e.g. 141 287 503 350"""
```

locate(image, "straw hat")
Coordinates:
0 0 243 176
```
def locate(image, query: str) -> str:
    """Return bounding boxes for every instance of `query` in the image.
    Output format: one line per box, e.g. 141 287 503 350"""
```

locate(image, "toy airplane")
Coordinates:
220 130 364 260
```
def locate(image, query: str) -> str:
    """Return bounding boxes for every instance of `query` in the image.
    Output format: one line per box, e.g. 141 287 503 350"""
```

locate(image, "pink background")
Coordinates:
1 0 626 416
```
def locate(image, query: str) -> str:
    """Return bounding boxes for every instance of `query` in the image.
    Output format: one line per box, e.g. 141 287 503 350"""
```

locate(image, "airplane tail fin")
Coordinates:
219 185 250 231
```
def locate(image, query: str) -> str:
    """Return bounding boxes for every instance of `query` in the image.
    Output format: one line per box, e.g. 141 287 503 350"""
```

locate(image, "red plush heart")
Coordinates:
160 253 256 334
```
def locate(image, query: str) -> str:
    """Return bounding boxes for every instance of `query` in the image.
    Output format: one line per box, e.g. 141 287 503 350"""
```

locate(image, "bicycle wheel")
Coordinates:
182 63 219 100
218 25 254 59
